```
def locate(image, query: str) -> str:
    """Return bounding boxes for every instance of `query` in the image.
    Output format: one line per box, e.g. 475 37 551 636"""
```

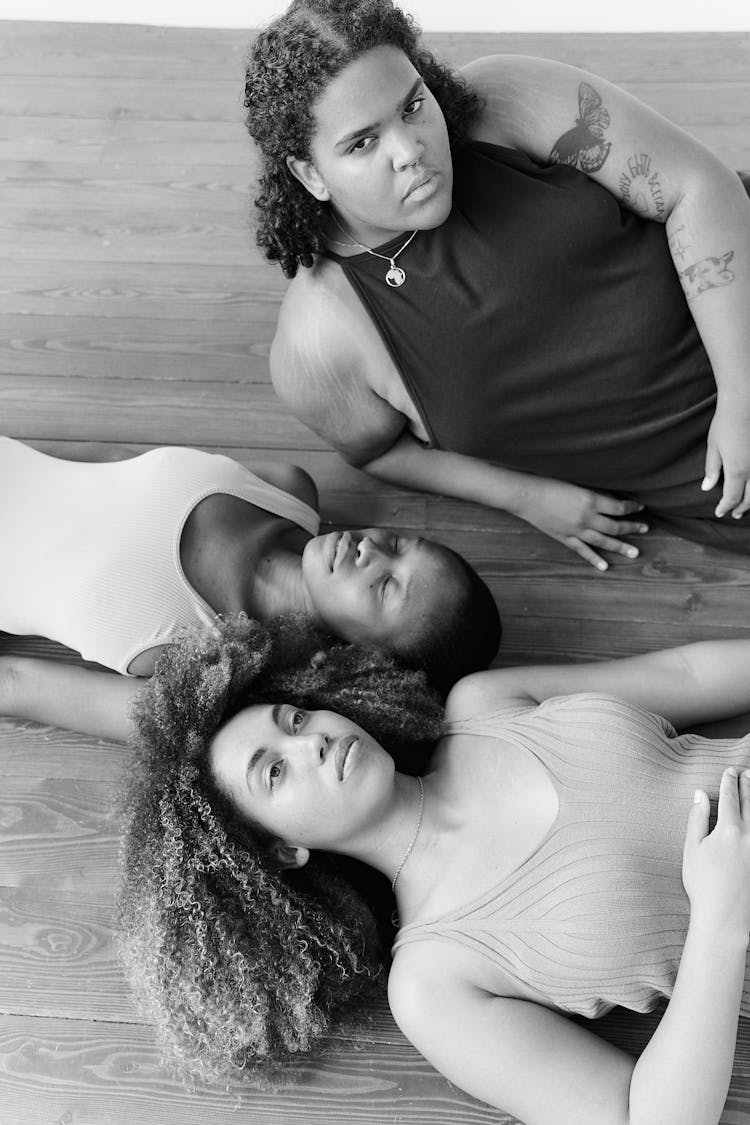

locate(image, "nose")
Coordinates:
298 730 329 764
355 535 382 567
390 126 422 172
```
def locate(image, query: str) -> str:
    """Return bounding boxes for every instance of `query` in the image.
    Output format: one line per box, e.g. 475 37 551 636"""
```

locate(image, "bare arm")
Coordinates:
464 53 750 518
447 637 750 730
271 276 645 569
0 655 141 742
390 770 750 1125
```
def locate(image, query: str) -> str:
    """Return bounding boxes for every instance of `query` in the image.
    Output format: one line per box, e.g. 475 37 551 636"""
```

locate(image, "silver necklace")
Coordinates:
391 776 424 892
329 213 418 288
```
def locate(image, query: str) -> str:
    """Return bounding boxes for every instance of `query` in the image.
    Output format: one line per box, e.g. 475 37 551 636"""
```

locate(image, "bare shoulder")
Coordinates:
462 54 606 151
245 460 319 510
444 668 534 724
270 258 408 465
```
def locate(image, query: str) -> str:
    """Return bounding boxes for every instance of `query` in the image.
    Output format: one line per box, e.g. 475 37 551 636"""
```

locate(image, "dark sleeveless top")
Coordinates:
326 142 750 552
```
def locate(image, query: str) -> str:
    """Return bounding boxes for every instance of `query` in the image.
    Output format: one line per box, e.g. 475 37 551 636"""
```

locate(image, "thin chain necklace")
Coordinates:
328 213 418 289
391 776 424 892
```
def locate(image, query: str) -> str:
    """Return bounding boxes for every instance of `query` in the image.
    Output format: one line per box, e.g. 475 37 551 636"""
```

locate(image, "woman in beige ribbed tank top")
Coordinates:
89 617 750 1125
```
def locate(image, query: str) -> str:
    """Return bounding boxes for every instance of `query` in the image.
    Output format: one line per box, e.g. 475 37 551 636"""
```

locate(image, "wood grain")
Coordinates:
1 18 749 1125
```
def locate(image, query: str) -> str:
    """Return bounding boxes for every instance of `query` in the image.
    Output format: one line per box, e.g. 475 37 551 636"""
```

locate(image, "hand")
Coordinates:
683 767 750 942
703 399 750 518
516 477 648 571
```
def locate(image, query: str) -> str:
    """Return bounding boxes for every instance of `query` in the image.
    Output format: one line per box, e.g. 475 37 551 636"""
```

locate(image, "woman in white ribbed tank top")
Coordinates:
0 436 499 731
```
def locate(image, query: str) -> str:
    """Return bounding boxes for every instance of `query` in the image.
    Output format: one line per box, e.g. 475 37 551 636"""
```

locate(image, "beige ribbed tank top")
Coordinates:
0 439 319 673
393 692 750 1018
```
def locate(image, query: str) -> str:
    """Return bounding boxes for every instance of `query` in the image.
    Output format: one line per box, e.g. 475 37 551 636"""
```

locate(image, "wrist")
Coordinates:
686 914 750 957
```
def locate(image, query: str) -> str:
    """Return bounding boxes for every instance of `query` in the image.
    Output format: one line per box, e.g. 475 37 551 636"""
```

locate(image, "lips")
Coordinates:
403 170 436 201
334 734 359 781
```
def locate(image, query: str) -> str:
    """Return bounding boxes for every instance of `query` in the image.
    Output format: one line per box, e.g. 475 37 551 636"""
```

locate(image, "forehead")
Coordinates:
311 45 419 136
208 704 270 781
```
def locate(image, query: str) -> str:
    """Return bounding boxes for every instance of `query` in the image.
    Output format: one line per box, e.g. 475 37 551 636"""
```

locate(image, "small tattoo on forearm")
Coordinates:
618 152 665 218
679 250 736 302
549 82 612 173
668 223 692 263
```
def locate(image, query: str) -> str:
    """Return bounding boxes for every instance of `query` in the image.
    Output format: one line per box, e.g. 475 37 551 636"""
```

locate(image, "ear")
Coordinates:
268 838 310 870
286 154 331 202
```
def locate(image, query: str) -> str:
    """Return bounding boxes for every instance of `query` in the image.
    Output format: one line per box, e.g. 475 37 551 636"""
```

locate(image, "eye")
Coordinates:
380 574 393 601
289 708 305 732
404 95 425 118
348 135 375 155
267 761 284 790
391 535 401 552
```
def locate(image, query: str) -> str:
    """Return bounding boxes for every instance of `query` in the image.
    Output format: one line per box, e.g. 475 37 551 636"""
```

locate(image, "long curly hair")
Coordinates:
244 0 484 277
116 614 444 1086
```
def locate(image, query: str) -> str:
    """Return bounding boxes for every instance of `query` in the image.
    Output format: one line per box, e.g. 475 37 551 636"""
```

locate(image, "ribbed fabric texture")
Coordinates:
393 693 750 1018
328 144 750 551
0 439 319 673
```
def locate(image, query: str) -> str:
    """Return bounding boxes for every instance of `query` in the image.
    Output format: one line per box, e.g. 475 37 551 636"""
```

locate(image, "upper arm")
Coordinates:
270 275 407 467
388 949 634 1125
445 648 698 727
462 53 733 222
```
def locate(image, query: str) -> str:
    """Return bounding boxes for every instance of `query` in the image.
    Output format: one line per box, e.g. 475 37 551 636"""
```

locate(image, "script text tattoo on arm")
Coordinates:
618 152 666 219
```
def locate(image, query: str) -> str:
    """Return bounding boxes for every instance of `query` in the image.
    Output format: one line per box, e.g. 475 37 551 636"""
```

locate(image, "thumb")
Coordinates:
703 445 722 492
684 789 710 855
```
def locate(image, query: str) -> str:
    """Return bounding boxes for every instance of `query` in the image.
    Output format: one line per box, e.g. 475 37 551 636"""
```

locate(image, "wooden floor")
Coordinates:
1 19 750 1125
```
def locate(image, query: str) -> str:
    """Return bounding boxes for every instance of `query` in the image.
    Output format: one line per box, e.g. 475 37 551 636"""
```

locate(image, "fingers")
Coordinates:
716 766 741 822
730 481 750 520
593 497 647 521
742 770 750 821
684 788 710 855
716 472 747 518
564 536 609 572
702 444 722 495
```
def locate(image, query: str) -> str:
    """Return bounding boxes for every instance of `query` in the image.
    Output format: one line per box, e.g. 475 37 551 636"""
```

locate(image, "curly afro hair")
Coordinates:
244 0 483 277
116 614 445 1086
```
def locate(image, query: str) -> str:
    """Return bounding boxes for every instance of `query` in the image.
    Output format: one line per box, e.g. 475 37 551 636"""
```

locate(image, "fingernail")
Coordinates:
627 548 638 558
597 561 608 571
639 525 649 533
733 511 743 520
693 790 702 802
701 477 712 491
727 767 738 777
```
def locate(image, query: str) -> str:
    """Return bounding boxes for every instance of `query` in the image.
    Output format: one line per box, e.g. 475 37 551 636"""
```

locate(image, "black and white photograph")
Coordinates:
1 1 750 1121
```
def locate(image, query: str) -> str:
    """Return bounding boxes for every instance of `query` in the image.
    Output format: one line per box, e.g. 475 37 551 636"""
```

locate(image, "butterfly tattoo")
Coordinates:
549 82 612 173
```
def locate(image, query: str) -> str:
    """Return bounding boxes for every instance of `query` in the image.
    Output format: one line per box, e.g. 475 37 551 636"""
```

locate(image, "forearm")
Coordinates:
627 922 746 1125
363 431 539 513
0 654 140 742
667 167 750 398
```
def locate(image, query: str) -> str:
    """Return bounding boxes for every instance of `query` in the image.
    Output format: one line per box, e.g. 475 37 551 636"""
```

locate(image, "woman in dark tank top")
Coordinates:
246 0 750 570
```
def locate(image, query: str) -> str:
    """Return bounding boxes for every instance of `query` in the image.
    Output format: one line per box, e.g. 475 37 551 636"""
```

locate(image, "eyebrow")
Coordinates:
335 77 423 149
246 704 282 788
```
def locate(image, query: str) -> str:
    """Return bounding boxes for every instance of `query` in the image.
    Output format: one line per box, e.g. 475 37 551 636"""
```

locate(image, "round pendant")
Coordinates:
385 265 406 288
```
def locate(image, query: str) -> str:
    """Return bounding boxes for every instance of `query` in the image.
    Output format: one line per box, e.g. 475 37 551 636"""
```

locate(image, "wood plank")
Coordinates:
4 74 750 129
0 376 315 446
0 314 276 381
0 260 287 320
0 889 131 1022
0 777 120 894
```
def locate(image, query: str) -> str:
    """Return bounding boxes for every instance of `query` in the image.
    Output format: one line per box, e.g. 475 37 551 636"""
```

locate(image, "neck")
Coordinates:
334 773 429 887
246 542 317 622
325 207 407 254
